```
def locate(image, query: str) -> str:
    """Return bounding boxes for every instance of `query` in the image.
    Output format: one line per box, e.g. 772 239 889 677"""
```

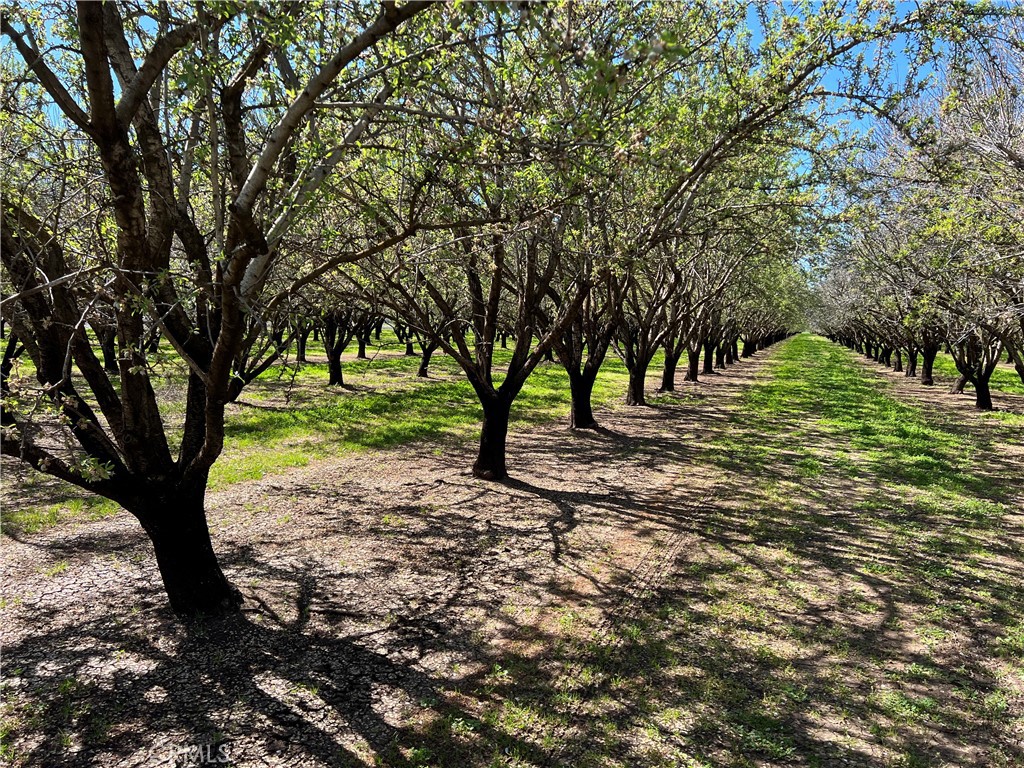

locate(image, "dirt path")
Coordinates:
0 352 773 767
2 340 1021 768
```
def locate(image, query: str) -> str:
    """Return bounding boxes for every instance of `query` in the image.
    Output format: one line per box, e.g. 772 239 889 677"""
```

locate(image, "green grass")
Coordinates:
2 497 120 537
713 336 1004 504
546 333 1023 768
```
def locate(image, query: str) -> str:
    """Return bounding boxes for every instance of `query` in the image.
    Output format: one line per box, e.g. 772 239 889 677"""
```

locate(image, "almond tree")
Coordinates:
1 0 444 616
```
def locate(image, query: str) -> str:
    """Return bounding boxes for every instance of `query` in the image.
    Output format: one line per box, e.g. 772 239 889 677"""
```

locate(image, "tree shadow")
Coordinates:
1 554 556 768
3 344 1021 767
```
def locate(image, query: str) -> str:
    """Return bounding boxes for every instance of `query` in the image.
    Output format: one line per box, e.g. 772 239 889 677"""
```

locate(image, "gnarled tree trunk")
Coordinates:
625 364 648 406
568 369 598 429
132 479 241 618
920 345 939 386
702 338 716 375
473 394 512 480
684 348 701 382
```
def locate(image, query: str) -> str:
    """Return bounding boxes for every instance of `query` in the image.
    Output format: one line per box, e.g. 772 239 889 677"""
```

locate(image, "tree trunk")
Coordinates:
741 339 755 358
660 351 679 392
296 327 311 363
98 328 119 373
905 349 917 377
568 369 598 430
1 332 23 395
715 344 727 369
702 339 716 375
893 349 902 372
405 340 415 356
625 363 648 406
357 336 368 359
473 396 512 480
134 483 242 618
974 379 993 411
327 353 344 386
684 348 700 382
417 342 437 377
950 374 967 395
921 346 938 386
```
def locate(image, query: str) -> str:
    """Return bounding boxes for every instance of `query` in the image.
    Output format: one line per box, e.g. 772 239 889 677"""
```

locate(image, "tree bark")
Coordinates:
417 341 437 377
327 353 344 386
1 332 23 396
473 395 512 480
950 374 967 395
296 325 311 363
405 339 415 356
660 352 679 392
625 363 648 406
568 369 598 429
715 344 727 369
683 348 700 382
905 349 917 377
702 339 716 375
98 327 119 373
134 482 242 618
323 313 352 385
921 346 938 386
974 379 993 411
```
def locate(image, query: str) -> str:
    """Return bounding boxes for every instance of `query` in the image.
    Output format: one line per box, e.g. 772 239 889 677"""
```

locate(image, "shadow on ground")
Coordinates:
2 342 1021 767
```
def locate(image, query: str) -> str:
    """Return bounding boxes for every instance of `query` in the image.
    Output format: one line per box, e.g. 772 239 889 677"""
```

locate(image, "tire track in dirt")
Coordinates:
534 355 781 766
538 494 709 766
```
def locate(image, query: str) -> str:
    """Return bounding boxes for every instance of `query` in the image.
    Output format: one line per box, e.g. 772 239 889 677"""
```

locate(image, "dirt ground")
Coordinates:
1 345 1021 768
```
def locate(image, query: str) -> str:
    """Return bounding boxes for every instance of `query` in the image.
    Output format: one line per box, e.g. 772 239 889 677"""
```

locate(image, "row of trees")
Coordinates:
815 28 1024 410
1 1 1004 617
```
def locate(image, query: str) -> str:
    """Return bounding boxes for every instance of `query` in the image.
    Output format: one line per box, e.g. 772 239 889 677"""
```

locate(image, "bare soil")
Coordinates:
1 347 1021 768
